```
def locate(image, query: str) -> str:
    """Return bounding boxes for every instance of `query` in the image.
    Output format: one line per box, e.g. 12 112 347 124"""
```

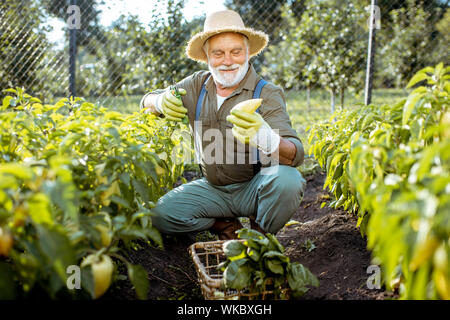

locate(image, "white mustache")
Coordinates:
208 59 249 88
217 64 240 71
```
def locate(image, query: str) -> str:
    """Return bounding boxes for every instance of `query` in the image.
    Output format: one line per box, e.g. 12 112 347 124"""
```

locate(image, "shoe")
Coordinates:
249 216 265 234
210 218 243 240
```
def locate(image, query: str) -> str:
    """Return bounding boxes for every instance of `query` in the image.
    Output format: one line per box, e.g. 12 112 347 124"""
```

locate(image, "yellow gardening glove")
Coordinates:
226 109 281 155
159 88 187 122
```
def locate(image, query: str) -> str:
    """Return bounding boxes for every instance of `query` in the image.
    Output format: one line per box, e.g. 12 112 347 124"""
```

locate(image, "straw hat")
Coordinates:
186 10 269 64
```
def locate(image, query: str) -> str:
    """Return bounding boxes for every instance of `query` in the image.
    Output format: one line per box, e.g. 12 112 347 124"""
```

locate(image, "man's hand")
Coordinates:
160 88 187 122
226 109 280 155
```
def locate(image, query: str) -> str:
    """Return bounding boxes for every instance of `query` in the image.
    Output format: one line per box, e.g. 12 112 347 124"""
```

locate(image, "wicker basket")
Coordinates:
189 240 291 300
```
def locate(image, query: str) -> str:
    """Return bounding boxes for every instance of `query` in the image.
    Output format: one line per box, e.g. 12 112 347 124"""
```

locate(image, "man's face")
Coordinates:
206 32 249 88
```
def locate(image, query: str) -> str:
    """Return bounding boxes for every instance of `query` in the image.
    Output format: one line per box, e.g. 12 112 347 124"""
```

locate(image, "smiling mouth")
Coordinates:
220 68 237 72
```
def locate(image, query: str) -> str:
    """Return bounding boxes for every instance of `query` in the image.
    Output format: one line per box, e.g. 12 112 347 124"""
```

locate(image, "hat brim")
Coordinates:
186 27 269 64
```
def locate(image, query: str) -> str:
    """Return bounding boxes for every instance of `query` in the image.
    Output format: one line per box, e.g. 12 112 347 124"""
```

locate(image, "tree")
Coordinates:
41 0 104 55
224 0 308 72
262 3 320 108
376 0 447 22
431 8 450 65
263 0 367 112
376 0 446 87
73 0 202 97
131 0 202 92
0 0 53 100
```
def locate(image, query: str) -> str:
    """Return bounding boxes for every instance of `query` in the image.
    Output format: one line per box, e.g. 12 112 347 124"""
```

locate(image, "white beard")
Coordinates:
209 59 249 88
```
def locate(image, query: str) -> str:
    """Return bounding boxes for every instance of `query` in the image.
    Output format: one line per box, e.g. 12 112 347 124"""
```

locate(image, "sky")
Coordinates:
46 0 226 46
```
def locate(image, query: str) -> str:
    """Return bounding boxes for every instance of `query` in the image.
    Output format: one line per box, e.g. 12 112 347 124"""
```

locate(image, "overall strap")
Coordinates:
252 79 268 172
195 74 211 121
195 74 211 177
253 79 268 102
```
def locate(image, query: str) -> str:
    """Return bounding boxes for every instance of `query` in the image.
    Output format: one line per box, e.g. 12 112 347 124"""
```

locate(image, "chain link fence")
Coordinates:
1 0 448 109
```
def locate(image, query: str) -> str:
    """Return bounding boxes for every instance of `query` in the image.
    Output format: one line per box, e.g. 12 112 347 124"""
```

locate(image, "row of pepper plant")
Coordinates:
0 88 192 299
307 63 449 299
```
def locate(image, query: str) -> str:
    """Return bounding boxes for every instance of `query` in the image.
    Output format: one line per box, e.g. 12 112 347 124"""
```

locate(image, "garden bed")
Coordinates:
103 171 395 300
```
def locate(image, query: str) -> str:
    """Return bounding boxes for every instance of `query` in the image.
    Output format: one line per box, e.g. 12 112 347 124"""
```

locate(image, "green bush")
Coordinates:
308 63 450 299
0 87 192 299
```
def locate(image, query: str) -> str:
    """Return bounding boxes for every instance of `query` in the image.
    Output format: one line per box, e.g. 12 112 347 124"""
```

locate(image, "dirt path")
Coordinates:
103 171 394 300
277 172 394 300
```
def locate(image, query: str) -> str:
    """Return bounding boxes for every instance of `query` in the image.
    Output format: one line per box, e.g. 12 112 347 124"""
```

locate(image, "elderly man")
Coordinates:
140 10 306 239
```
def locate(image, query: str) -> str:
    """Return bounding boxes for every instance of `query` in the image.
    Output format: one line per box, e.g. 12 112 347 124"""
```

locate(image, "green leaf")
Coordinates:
217 260 230 271
2 96 13 109
131 178 150 203
246 247 261 262
144 226 163 248
0 176 18 189
29 97 42 103
287 262 319 292
135 160 158 185
128 264 150 300
236 228 265 241
417 66 434 75
406 73 428 89
263 251 289 264
223 240 246 258
110 195 131 209
265 259 285 275
119 171 131 186
28 193 53 226
223 260 251 290
402 93 422 126
253 237 270 248
244 238 261 251
304 239 316 252
434 62 444 78
105 111 124 122
416 144 440 181
81 266 95 299
410 86 427 95
35 224 76 292
106 126 121 142
266 233 285 253
0 163 33 180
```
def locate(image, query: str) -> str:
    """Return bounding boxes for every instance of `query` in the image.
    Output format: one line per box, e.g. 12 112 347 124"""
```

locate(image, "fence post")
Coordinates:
69 0 77 98
364 0 378 105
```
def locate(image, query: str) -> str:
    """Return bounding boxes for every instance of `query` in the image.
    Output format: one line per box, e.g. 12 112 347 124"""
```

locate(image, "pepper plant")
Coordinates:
307 63 449 299
0 88 191 299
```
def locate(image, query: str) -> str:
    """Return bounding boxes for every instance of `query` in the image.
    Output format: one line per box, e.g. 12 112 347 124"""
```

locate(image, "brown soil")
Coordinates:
103 171 396 300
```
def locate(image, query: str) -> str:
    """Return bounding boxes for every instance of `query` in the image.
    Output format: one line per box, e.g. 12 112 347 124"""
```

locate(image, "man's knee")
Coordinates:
258 166 306 233
150 194 216 235
270 165 306 201
150 204 175 234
